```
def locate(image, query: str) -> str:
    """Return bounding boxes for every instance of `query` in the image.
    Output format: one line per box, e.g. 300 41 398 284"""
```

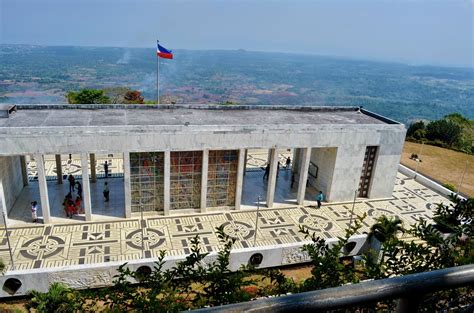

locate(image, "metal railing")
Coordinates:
192 264 474 313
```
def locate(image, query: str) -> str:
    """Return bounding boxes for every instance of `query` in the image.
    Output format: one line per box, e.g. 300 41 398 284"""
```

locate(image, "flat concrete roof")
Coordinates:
0 104 396 128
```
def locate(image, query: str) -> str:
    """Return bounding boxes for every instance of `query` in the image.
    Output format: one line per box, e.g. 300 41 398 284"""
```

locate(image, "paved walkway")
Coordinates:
0 173 448 271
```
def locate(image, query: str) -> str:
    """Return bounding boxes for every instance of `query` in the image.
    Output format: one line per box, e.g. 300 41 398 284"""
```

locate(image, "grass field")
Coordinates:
401 141 474 197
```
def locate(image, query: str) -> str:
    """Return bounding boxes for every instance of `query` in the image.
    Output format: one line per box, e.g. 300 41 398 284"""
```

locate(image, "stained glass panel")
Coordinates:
130 152 164 212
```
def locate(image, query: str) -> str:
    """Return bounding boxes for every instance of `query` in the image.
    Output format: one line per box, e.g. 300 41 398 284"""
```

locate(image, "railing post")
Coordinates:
396 296 422 313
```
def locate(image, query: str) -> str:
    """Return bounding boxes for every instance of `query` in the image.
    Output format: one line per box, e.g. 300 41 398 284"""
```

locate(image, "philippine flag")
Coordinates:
157 41 173 59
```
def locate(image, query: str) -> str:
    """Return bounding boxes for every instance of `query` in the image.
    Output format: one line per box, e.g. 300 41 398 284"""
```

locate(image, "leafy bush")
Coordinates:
66 89 110 104
443 183 456 192
24 200 473 312
28 282 79 313
298 214 366 291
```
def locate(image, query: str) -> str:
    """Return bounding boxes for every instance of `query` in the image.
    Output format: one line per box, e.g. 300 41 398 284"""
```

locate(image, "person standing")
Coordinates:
76 181 82 197
31 201 38 223
316 191 325 208
68 174 75 193
285 157 291 171
104 161 109 178
263 164 270 180
103 182 110 202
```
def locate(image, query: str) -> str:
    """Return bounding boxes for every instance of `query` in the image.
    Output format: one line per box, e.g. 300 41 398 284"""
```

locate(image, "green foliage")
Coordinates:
425 119 462 147
66 88 110 104
0 259 5 273
406 113 473 154
443 183 456 192
432 194 473 236
369 215 404 243
298 214 366 291
28 282 79 313
407 120 425 138
23 198 473 311
75 226 256 312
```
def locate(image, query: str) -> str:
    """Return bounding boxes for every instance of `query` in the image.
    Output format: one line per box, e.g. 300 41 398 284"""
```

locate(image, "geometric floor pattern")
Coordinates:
0 173 450 271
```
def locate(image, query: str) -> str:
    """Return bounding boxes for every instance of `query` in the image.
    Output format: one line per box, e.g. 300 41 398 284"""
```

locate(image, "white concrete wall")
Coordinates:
0 120 406 203
330 144 366 201
0 156 23 223
369 129 406 199
308 147 337 197
0 234 368 297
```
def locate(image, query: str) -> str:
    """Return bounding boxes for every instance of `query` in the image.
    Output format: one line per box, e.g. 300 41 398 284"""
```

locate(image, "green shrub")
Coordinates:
28 282 79 313
443 183 456 192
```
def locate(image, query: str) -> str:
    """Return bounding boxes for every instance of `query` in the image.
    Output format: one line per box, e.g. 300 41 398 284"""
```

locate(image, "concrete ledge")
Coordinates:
398 164 458 199
15 103 359 112
0 234 368 297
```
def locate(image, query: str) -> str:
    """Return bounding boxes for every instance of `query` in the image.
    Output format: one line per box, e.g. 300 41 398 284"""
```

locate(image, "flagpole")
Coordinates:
156 43 160 104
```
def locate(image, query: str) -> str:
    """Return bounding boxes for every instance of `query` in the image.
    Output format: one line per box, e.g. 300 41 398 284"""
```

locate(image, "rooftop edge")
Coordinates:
5 103 402 125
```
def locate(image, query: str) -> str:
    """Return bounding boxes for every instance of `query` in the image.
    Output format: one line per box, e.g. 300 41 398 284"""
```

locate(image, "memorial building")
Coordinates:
0 104 406 224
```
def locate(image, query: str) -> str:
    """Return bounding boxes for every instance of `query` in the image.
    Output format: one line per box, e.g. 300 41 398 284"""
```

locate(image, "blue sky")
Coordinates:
1 0 473 67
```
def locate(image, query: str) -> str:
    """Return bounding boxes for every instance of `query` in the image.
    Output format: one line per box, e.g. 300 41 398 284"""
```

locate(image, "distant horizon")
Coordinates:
2 0 472 68
2 43 473 70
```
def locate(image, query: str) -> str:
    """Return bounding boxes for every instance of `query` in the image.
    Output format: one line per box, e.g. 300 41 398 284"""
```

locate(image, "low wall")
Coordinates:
398 164 458 198
0 234 368 297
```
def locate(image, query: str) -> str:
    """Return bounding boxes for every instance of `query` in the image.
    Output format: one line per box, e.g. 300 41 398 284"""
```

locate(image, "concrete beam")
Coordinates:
55 154 62 184
35 154 51 224
200 149 209 213
266 148 279 208
297 148 312 205
163 150 170 215
235 148 245 210
80 153 92 221
123 152 132 218
90 153 97 183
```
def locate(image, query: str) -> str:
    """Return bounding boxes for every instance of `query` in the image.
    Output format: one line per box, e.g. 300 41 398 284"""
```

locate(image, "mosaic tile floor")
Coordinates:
0 173 449 271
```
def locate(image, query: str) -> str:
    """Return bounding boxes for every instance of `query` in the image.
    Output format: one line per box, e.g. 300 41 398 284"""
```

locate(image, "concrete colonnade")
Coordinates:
32 147 315 223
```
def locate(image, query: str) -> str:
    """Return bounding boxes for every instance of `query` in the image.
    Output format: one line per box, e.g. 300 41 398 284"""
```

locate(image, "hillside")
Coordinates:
1 44 473 124
401 141 474 197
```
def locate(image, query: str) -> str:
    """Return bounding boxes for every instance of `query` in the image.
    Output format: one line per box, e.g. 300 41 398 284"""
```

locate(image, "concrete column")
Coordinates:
266 148 279 208
0 179 9 225
200 149 209 213
163 150 170 215
90 153 97 183
234 148 245 210
293 148 301 174
20 155 29 186
243 149 248 176
80 153 93 221
267 149 272 164
55 154 63 184
123 152 132 218
35 154 51 224
297 148 312 206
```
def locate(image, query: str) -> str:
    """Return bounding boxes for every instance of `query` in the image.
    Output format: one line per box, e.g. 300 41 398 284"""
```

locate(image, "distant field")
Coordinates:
1 44 473 124
401 141 473 197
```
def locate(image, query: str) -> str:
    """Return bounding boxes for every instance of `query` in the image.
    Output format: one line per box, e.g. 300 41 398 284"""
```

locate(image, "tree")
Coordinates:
124 90 144 104
425 119 462 147
406 121 425 138
66 89 110 104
